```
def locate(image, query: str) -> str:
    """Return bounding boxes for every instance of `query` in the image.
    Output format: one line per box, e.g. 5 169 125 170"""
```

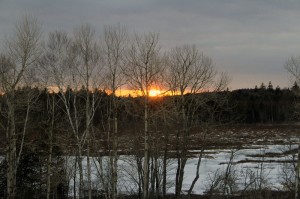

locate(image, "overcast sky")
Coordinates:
1 0 300 89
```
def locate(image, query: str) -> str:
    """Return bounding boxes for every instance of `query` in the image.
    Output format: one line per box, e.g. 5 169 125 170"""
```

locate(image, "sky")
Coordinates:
1 0 300 90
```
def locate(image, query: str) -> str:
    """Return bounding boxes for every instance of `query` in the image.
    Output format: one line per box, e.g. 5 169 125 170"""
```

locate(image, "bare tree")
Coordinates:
102 23 128 199
166 44 229 197
285 56 300 85
73 23 102 199
39 30 80 196
0 15 41 199
43 92 57 199
280 140 298 194
205 149 239 197
123 32 164 199
285 56 300 199
41 26 102 199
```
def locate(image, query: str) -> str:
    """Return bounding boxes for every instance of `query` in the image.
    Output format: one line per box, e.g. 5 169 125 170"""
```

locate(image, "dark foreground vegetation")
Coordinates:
0 86 300 199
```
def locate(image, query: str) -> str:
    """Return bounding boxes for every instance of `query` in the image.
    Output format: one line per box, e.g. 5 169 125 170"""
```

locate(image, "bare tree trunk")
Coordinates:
296 138 300 199
188 143 205 195
223 150 235 195
78 147 84 199
176 157 187 196
149 156 154 198
46 125 53 199
109 90 119 199
175 129 180 197
87 140 92 199
143 94 149 199
7 96 16 199
162 132 168 198
74 156 77 199
175 95 188 197
86 90 92 199
47 95 55 199
112 116 118 199
175 158 181 196
155 156 159 199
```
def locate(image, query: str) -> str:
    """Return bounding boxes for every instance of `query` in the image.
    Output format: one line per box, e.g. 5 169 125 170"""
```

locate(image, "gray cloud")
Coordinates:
1 0 300 89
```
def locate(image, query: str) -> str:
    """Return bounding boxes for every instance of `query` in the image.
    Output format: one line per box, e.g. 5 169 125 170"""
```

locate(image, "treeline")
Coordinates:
0 84 298 139
230 82 299 123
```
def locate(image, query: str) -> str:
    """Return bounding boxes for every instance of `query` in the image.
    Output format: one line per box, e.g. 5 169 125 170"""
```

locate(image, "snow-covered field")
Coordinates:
0 140 297 196
66 141 299 196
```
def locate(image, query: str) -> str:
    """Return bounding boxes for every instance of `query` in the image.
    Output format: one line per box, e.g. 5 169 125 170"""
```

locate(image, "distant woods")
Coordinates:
0 83 298 128
231 82 298 123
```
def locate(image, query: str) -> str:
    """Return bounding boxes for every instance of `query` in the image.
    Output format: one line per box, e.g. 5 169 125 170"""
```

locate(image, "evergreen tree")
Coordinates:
260 82 266 90
292 81 300 92
268 81 273 90
275 85 280 91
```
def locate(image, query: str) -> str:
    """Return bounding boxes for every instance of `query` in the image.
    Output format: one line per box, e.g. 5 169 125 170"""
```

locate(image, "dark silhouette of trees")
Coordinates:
0 83 298 198
230 86 296 123
268 81 273 91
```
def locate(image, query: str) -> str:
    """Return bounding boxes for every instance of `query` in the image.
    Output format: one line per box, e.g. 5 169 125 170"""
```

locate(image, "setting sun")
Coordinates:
149 89 161 97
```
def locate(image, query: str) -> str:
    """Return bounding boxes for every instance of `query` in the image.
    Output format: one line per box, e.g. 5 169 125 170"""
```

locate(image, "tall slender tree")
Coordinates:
166 44 229 197
0 15 41 199
74 23 102 199
123 32 164 199
102 24 128 199
41 27 102 198
285 55 300 199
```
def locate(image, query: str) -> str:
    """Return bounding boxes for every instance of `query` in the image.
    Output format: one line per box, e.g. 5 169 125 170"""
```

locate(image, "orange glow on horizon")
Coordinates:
45 86 180 97
116 89 166 97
